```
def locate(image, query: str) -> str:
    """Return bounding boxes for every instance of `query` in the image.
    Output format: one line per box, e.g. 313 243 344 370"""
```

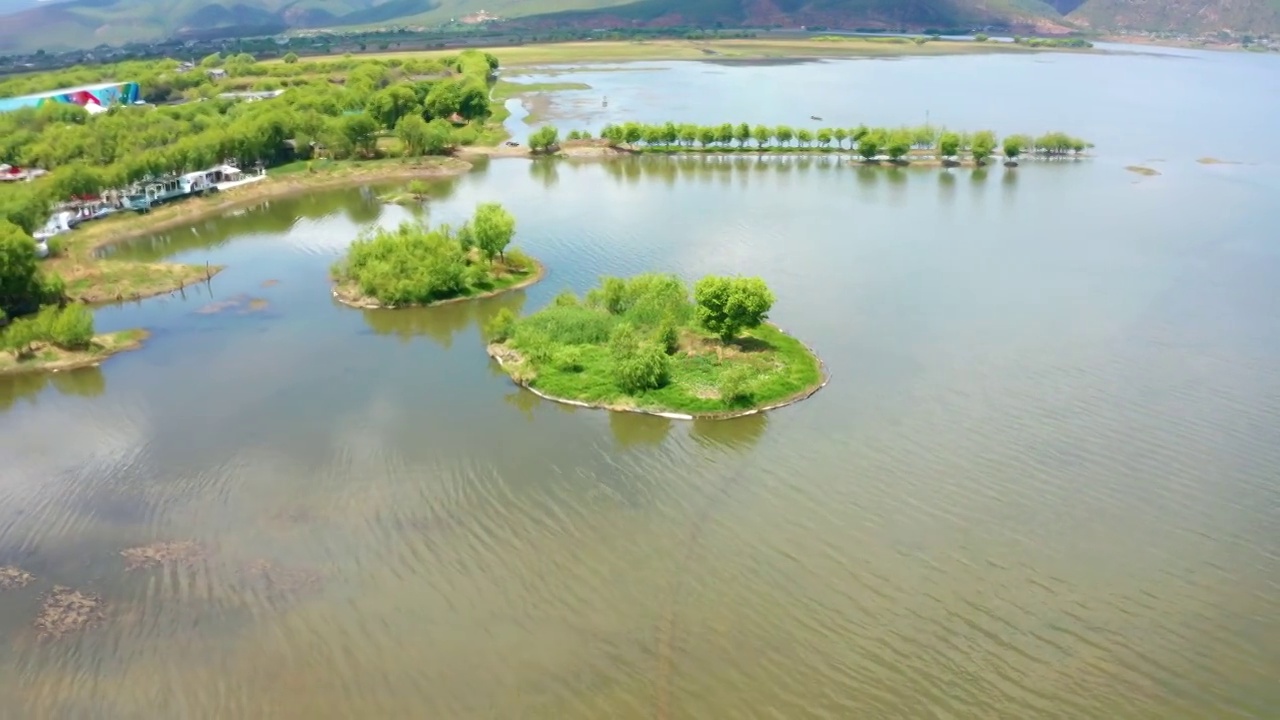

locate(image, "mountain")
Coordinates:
0 0 1276 54
1063 0 1280 34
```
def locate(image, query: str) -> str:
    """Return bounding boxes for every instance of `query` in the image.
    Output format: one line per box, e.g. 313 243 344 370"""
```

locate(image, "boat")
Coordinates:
33 210 73 240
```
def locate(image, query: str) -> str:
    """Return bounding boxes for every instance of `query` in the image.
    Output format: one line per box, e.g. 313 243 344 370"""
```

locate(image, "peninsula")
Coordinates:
486 274 826 419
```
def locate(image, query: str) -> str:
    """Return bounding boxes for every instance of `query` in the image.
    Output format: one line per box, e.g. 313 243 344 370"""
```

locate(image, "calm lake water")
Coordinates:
2 47 1278 719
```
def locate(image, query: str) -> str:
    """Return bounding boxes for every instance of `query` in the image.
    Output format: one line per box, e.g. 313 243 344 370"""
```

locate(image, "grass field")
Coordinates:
283 37 1050 68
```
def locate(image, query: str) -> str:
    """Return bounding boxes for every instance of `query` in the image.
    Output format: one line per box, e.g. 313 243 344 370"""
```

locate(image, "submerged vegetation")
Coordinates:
571 122 1092 161
332 202 541 308
486 274 824 417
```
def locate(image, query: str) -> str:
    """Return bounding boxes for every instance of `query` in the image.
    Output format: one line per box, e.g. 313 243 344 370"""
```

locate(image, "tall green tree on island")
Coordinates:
528 125 559 153
938 131 961 160
752 124 772 149
472 202 516 262
971 130 998 165
1003 134 1029 162
693 276 775 343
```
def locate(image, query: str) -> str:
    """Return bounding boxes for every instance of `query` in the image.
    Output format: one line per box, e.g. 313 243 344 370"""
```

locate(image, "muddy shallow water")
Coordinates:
1 47 1279 719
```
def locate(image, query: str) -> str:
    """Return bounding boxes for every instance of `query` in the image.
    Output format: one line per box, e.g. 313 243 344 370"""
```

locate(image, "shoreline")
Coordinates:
0 329 149 377
332 257 547 309
487 323 831 421
50 157 474 304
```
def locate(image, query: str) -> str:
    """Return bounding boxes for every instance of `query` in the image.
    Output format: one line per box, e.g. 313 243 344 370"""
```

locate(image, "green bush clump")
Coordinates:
333 202 534 306
717 363 757 403
2 303 95 358
485 307 517 342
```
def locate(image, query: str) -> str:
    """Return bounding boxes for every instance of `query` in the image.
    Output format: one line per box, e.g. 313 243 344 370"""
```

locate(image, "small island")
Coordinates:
0 304 147 375
331 202 543 309
485 274 827 419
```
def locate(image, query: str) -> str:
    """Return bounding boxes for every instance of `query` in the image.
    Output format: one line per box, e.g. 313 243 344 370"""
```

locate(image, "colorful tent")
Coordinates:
0 81 141 114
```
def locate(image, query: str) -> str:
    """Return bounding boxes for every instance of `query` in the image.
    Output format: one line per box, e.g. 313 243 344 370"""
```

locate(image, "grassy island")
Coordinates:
486 274 826 419
331 202 542 309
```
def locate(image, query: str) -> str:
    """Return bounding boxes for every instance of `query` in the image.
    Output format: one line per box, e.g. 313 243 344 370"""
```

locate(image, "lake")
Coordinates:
1 46 1278 719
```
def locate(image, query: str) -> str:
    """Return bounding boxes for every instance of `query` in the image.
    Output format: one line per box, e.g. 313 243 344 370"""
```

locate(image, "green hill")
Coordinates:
1 0 1277 54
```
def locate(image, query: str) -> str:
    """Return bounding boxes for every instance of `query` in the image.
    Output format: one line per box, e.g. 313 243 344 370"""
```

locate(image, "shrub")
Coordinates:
717 364 757 402
2 315 40 357
656 318 679 355
612 341 669 394
48 303 94 349
485 307 517 342
552 290 579 307
554 347 585 372
505 247 534 272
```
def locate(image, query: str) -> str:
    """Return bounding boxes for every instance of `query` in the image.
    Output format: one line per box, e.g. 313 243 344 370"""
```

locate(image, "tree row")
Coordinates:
574 123 1091 161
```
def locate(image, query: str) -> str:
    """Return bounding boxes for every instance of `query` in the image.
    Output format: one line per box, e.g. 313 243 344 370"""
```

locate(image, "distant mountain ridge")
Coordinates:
0 0 1276 54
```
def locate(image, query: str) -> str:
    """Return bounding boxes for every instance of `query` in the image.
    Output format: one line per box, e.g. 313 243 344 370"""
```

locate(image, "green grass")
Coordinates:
492 281 823 416
490 80 593 102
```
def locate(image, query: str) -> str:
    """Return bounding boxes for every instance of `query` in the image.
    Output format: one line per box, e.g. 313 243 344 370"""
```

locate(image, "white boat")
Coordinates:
33 210 73 240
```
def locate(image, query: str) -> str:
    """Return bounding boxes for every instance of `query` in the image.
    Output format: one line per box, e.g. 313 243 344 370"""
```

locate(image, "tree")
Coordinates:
938 131 961 159
622 122 644 146
857 130 883 161
816 128 833 148
796 128 813 147
0 221 41 317
752 124 772 149
734 122 751 148
833 127 848 149
422 119 454 155
407 180 429 199
774 125 794 147
970 130 997 164
885 130 912 161
200 52 222 68
395 114 430 156
283 52 299 64
424 80 463 119
693 276 775 343
1002 134 1027 161
368 86 419 130
697 126 717 148
528 125 559 153
472 202 516 262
